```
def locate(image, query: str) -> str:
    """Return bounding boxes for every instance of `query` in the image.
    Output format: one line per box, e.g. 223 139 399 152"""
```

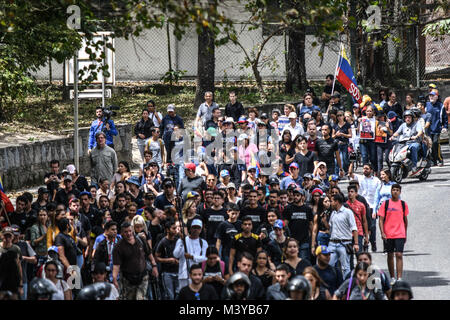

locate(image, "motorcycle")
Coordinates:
388 137 432 183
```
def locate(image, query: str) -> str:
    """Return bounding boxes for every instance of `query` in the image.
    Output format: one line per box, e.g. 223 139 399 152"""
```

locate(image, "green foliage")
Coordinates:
423 19 450 37
160 69 187 85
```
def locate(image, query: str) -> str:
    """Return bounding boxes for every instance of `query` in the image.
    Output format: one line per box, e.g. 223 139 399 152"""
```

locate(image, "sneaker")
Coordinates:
371 245 377 253
438 162 444 167
397 277 403 282
390 278 396 286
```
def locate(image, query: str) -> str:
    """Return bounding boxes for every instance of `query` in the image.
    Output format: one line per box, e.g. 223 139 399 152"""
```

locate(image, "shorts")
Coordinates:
385 238 405 253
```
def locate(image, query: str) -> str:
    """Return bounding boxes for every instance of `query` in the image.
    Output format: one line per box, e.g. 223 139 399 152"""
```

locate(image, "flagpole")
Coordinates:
331 42 343 95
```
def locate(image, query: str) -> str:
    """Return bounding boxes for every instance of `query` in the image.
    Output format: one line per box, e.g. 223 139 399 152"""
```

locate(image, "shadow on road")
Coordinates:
402 253 431 257
403 270 450 288
401 178 450 185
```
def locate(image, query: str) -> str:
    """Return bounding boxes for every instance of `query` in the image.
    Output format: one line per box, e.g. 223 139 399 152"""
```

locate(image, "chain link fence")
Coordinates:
31 23 449 87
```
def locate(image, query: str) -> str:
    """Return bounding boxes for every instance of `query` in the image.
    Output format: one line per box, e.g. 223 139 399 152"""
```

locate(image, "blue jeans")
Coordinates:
299 242 311 263
338 143 349 173
161 272 179 300
317 232 330 246
328 241 352 279
360 141 377 171
408 142 421 167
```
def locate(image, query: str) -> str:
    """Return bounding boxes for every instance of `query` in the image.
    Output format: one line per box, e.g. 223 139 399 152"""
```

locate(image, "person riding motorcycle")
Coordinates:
389 110 424 172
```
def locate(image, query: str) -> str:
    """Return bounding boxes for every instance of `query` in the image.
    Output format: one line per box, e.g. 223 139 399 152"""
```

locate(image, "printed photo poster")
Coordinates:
375 121 388 143
359 117 376 140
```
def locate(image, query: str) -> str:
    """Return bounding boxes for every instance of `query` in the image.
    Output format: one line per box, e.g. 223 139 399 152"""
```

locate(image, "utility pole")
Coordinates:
74 50 79 170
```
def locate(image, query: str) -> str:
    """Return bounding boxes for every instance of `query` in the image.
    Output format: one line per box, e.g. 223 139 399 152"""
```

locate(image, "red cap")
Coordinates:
184 163 196 172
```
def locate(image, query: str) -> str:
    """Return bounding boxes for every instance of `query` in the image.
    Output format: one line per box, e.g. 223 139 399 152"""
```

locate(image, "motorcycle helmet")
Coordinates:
390 280 413 300
29 277 57 300
287 276 311 300
411 108 422 119
224 272 251 300
77 282 113 300
403 110 414 119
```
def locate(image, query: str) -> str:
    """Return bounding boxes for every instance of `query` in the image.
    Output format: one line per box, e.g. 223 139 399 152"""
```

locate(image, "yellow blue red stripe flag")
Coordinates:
335 44 362 104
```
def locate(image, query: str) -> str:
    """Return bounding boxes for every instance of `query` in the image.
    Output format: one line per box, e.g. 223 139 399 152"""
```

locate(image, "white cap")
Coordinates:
288 112 297 119
66 164 76 174
191 219 203 229
167 104 175 112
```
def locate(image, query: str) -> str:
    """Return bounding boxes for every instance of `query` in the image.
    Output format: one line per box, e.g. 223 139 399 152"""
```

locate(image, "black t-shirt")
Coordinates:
44 172 62 200
201 207 228 245
177 283 218 300
80 206 101 227
149 222 165 250
283 204 313 244
239 205 267 233
287 259 312 278
74 176 89 192
8 210 36 235
55 187 80 207
155 237 179 274
111 208 128 227
315 137 339 173
54 233 78 266
333 122 352 144
294 151 318 177
214 220 242 258
225 101 245 122
203 262 227 297
231 233 262 260
130 191 145 209
252 269 273 291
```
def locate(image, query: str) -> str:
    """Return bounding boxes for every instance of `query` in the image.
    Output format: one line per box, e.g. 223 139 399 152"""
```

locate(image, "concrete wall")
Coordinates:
0 124 132 191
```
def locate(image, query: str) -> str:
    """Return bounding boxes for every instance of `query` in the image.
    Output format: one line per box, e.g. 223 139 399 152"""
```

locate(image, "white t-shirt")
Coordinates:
149 112 163 127
49 279 70 300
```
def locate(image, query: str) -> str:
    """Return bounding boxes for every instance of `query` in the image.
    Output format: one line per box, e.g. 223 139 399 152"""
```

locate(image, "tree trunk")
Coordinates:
253 64 267 102
194 27 215 109
285 25 307 93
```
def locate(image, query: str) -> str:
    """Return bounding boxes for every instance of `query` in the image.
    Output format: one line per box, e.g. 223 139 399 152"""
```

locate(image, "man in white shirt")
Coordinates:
281 112 304 139
173 219 208 289
348 162 381 252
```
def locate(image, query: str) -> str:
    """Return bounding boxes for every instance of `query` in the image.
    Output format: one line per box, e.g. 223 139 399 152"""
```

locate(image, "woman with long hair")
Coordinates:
279 130 293 172
44 260 72 300
359 105 378 172
333 262 386 300
29 208 50 269
311 194 332 251
405 93 416 110
303 266 331 300
383 91 403 118
32 187 50 212
0 250 21 300
181 198 202 236
226 184 241 204
111 161 131 190
111 181 127 209
283 238 311 278
251 250 276 292
333 111 352 175
46 206 73 248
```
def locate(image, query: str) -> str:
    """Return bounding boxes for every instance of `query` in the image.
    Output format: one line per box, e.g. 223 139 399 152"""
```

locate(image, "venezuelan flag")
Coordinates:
335 45 362 104
0 175 3 193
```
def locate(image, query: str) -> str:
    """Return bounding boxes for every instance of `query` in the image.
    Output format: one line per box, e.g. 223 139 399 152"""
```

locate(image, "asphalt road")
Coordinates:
367 142 450 300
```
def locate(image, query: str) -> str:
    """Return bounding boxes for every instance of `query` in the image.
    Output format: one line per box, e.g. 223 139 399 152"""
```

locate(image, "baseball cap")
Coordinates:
428 83 437 89
64 175 72 182
227 182 236 189
1 227 15 237
238 134 249 140
272 108 281 115
315 245 331 256
311 188 324 196
387 111 397 120
66 164 76 174
237 116 248 123
224 117 234 124
303 173 314 180
287 183 297 190
167 104 175 112
48 246 59 253
317 161 327 168
289 162 299 169
220 170 230 177
328 174 339 182
191 219 203 229
79 191 92 199
126 176 141 187
429 91 437 96
206 127 217 137
187 191 200 199
260 113 268 119
184 163 196 172
38 187 50 194
273 219 284 229
352 103 360 109
247 166 258 172
268 177 280 185
288 112 297 119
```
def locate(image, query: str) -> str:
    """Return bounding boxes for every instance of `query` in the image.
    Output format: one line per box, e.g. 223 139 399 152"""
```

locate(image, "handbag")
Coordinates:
343 242 354 255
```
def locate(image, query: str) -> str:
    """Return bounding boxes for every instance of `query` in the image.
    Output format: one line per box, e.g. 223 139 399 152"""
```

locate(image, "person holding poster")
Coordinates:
358 106 378 172
374 111 393 175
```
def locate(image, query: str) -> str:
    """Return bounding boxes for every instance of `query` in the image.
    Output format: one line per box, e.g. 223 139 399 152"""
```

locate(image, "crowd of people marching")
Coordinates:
0 76 448 300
